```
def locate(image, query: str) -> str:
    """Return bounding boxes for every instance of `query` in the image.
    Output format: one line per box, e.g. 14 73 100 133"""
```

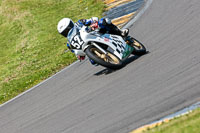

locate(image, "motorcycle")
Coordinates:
67 24 146 69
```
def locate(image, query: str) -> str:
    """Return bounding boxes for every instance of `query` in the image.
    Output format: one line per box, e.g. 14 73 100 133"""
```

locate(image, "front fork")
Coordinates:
91 42 108 55
125 36 141 48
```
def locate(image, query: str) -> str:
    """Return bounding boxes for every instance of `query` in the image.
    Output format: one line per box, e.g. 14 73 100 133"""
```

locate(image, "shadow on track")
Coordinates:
94 51 149 76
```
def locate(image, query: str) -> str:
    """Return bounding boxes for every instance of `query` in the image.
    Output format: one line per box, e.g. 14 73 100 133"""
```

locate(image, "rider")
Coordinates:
76 17 129 37
57 17 129 65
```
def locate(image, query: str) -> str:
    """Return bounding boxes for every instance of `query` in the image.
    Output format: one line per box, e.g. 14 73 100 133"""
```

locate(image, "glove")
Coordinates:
90 21 99 30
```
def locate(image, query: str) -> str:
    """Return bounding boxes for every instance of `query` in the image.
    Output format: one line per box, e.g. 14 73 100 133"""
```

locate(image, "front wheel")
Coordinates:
130 38 146 56
85 46 123 69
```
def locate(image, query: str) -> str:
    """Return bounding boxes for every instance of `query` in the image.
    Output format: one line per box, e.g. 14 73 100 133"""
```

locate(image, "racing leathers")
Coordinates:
77 17 129 37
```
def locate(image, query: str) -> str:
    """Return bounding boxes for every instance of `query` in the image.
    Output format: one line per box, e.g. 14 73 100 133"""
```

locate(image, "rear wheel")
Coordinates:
85 46 123 69
130 38 146 55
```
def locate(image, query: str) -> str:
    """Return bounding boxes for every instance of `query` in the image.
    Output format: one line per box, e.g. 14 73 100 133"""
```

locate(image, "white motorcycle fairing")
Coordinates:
67 25 134 60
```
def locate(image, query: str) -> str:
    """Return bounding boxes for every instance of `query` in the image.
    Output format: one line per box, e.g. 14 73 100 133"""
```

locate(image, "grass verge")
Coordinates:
143 108 200 133
0 0 105 104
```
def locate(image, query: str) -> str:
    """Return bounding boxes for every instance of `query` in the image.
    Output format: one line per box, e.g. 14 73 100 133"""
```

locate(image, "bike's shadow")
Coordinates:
94 51 149 76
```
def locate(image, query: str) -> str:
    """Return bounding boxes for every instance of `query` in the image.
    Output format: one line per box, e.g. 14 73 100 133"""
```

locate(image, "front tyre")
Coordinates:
85 46 123 69
130 38 146 56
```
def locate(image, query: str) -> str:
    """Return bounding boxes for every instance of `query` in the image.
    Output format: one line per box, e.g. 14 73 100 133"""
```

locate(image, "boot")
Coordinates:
121 28 129 37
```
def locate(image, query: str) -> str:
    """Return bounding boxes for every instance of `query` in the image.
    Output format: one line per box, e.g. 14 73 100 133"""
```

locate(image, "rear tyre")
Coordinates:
130 38 146 56
85 45 123 69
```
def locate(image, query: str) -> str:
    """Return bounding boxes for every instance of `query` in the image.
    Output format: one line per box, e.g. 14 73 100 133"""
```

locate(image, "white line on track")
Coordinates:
123 0 153 29
0 61 79 108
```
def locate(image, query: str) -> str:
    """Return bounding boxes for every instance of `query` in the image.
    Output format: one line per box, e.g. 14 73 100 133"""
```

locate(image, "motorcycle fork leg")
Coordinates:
91 42 107 55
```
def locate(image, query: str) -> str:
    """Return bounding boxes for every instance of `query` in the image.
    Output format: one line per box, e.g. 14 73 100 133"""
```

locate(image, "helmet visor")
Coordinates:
61 21 74 37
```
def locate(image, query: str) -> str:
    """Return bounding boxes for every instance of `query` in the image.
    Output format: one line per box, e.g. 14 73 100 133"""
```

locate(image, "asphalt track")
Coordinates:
1 0 200 133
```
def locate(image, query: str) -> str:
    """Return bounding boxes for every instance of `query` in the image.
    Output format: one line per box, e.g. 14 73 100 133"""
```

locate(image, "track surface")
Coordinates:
1 0 200 133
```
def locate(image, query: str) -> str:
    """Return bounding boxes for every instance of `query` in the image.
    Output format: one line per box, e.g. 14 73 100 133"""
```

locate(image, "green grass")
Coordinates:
144 108 200 133
0 0 105 104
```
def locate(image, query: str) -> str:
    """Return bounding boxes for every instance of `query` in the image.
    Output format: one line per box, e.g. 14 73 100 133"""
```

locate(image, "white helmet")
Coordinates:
57 18 74 37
